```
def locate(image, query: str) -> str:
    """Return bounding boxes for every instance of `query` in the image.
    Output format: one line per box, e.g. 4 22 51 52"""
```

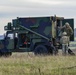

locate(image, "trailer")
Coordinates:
0 15 74 56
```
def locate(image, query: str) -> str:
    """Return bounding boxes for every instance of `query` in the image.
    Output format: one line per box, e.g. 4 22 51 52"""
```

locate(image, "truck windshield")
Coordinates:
7 33 13 39
0 35 4 40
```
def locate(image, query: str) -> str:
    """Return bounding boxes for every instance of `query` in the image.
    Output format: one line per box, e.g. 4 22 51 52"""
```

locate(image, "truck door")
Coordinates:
6 33 14 49
18 33 30 49
62 19 74 41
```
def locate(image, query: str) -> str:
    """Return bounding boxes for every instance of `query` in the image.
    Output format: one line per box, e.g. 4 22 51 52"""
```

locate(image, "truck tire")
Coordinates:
34 45 48 55
50 45 58 55
3 52 12 57
6 52 12 56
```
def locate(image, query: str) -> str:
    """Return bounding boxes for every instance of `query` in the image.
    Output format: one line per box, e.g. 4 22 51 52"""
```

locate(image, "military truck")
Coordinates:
0 15 74 56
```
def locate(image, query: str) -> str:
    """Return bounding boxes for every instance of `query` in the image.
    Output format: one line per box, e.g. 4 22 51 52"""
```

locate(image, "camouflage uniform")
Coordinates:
61 22 73 45
61 22 73 37
60 32 69 55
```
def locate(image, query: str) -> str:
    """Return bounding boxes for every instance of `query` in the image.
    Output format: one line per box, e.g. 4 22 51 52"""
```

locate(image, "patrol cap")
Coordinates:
62 32 67 36
65 22 70 27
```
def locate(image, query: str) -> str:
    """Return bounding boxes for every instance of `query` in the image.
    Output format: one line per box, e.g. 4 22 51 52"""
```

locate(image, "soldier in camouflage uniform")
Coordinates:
61 22 73 45
60 32 69 55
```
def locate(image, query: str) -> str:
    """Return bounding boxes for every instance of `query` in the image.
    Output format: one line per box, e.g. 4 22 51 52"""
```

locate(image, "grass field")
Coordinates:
69 37 76 49
0 53 76 75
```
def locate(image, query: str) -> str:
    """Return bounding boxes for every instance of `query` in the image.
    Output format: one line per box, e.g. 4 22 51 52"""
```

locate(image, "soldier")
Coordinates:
60 32 69 55
62 22 73 38
60 22 73 46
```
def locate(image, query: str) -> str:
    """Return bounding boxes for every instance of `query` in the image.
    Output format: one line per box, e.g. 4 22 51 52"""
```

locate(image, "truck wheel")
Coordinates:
6 52 12 56
34 45 48 55
3 52 12 57
50 46 58 55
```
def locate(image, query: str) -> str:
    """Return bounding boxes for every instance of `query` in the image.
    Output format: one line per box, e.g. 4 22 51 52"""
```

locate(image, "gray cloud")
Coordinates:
0 0 76 34
0 0 76 17
0 0 76 8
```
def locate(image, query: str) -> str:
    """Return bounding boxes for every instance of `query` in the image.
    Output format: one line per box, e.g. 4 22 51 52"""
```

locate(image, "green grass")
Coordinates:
69 37 76 49
0 53 76 75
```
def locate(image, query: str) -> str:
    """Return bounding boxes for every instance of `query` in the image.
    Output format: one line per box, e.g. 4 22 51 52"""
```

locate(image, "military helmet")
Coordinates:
62 32 67 36
65 22 70 27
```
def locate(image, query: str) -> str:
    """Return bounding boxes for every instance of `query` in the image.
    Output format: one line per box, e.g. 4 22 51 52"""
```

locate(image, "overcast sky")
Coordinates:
0 0 76 34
